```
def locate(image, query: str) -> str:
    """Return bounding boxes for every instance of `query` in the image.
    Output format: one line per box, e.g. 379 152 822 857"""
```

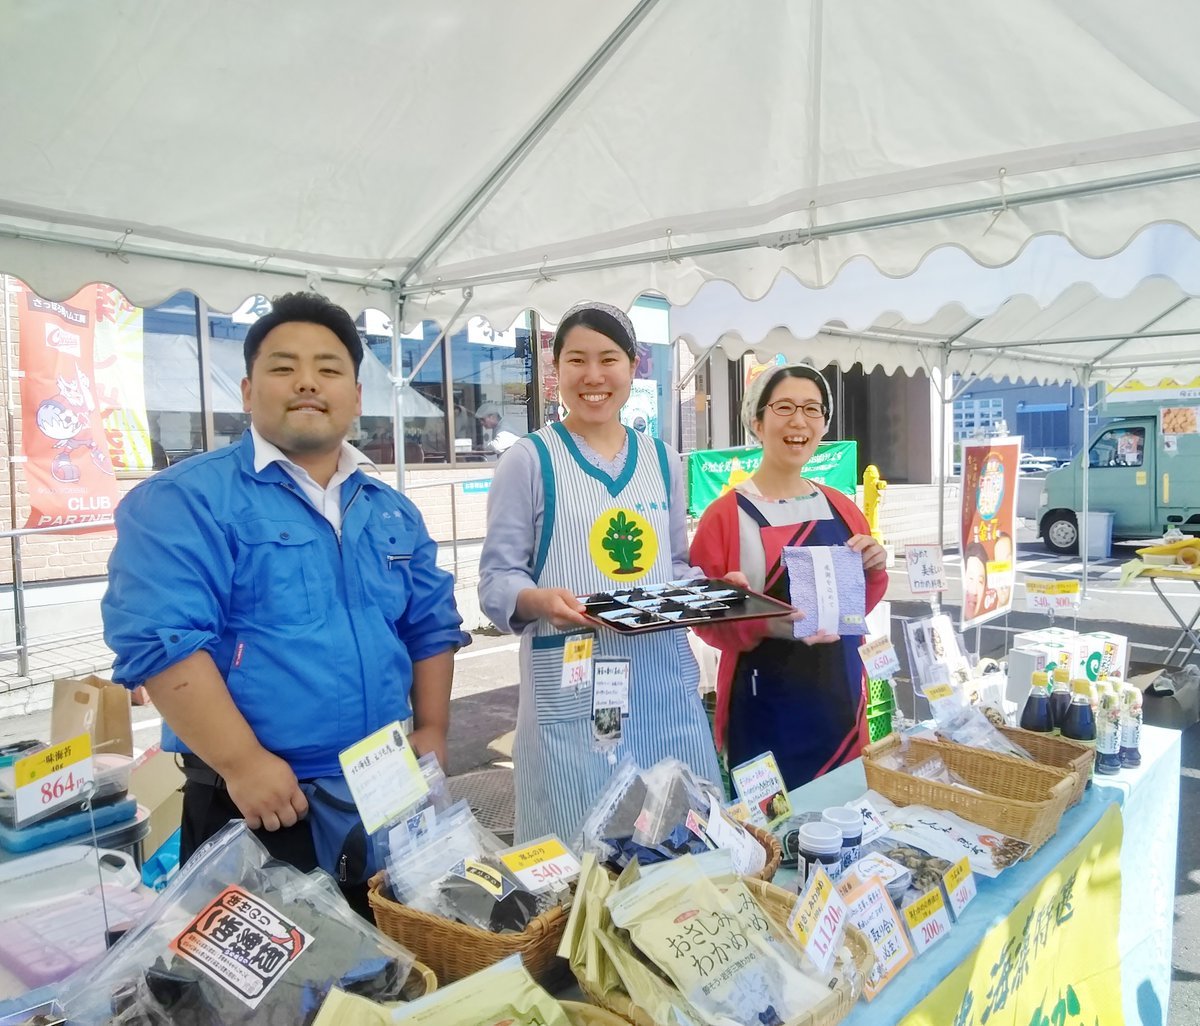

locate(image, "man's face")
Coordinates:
241 321 361 462
482 413 500 430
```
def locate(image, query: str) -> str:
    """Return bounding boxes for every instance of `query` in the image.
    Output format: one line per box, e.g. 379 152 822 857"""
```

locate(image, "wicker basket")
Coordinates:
992 726 1093 808
579 877 873 1026
401 960 438 1000
862 733 1076 855
367 872 570 986
744 821 783 882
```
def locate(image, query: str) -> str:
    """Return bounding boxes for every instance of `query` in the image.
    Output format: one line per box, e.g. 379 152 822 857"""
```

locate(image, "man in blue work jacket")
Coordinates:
103 292 466 906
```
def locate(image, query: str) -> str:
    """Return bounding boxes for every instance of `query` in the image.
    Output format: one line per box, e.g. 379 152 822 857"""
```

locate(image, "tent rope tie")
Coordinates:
983 166 1009 237
665 227 680 263
529 254 557 290
109 228 133 263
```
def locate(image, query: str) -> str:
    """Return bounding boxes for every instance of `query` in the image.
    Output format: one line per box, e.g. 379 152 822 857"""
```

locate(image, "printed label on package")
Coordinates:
168 886 314 1008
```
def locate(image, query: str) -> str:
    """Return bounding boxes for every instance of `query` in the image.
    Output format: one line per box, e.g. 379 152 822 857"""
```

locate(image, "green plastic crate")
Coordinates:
867 678 895 706
867 708 895 743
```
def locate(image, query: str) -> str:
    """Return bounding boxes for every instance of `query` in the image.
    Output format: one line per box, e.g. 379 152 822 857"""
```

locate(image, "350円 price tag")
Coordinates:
14 733 94 826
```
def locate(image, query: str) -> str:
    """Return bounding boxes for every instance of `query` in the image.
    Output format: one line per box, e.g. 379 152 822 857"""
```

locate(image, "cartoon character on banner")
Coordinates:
34 364 113 482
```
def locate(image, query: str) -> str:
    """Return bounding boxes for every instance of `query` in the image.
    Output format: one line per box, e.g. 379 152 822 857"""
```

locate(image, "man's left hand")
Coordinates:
846 534 888 571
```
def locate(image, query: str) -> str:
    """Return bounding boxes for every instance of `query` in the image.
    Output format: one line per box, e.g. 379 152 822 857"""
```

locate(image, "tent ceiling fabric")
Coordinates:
3 1 1200 329
677 225 1200 386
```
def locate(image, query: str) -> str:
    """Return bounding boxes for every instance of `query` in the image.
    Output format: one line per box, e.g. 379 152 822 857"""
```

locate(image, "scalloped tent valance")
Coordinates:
3 0 1200 336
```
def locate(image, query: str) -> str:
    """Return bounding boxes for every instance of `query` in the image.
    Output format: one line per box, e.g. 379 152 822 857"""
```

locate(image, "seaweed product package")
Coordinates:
607 858 829 1026
58 822 415 1026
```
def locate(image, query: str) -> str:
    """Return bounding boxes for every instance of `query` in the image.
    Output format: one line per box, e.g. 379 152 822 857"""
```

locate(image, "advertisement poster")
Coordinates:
15 281 120 530
959 437 1020 630
687 441 858 516
92 285 153 470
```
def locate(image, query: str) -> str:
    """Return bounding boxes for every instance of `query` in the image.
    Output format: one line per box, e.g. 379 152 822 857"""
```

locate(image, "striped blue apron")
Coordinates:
513 423 721 843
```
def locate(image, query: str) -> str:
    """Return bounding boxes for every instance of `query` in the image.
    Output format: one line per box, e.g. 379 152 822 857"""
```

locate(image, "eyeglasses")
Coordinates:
762 399 827 420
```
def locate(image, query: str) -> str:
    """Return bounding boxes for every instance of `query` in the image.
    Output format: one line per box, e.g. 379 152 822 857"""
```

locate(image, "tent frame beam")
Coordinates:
399 161 1200 297
397 0 661 287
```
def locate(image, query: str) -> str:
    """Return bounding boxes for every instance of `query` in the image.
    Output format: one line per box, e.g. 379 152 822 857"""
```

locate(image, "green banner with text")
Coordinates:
687 440 858 517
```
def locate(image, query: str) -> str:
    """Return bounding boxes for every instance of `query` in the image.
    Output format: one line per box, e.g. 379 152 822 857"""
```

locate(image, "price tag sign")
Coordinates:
844 797 889 845
903 887 953 955
922 682 954 702
905 544 947 595
788 866 849 976
339 721 428 833
844 876 914 999
561 632 595 690
1024 577 1082 614
859 636 902 679
944 857 978 920
14 733 94 825
499 835 581 893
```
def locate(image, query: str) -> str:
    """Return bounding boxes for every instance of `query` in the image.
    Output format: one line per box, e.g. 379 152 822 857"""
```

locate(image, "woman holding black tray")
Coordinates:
478 302 721 844
690 364 889 791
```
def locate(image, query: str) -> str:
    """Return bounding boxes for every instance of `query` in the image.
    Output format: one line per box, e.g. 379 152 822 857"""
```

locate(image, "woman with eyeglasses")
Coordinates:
689 365 888 791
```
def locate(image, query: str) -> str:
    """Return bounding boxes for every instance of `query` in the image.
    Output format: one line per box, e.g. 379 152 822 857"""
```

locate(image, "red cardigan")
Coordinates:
689 485 889 751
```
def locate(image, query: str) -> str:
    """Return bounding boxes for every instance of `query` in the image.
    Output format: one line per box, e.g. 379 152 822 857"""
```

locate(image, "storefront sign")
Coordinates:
1025 577 1082 614
686 441 858 516
959 437 1021 630
908 805 1125 1025
338 722 427 833
14 280 121 531
905 544 948 595
13 733 93 825
169 885 313 1008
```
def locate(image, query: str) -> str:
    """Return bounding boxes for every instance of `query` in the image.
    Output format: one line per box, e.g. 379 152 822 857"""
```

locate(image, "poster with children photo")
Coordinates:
958 437 1020 631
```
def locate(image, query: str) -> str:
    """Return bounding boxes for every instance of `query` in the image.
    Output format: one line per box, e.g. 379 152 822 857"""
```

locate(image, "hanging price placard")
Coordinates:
499 836 581 893
14 733 94 825
859 636 902 679
560 632 595 690
905 545 947 595
1024 577 1081 614
788 866 849 975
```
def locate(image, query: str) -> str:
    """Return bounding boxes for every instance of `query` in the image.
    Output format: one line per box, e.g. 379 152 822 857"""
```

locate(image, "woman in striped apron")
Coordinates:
478 302 721 843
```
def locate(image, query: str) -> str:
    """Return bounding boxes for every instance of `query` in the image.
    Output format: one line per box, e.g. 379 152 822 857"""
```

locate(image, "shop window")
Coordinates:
1089 426 1145 468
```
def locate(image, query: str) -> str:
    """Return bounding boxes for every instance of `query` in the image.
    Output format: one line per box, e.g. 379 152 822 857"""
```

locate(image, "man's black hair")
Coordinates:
243 292 364 376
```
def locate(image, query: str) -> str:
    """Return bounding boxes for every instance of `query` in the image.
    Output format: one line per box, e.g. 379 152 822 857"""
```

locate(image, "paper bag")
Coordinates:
51 674 134 757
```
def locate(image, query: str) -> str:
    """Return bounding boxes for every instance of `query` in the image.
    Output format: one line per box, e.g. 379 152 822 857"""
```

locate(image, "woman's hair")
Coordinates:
551 301 637 361
741 364 833 439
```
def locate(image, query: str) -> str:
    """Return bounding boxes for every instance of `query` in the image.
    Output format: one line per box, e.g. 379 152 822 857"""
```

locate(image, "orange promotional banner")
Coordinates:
959 436 1021 630
16 282 120 530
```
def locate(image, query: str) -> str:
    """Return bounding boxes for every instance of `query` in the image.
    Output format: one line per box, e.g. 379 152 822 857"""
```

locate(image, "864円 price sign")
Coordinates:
13 732 94 825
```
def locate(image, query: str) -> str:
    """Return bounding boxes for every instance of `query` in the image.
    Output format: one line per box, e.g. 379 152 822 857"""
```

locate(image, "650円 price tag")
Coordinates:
14 732 93 826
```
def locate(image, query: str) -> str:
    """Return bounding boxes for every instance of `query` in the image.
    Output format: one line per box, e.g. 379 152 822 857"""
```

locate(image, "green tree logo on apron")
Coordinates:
602 510 644 574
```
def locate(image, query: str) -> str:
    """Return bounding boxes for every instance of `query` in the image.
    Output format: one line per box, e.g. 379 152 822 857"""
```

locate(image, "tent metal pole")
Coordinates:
399 161 1200 297
393 289 474 491
391 293 406 492
1 275 28 677
1080 370 1092 600
937 346 950 553
678 342 718 392
398 0 661 285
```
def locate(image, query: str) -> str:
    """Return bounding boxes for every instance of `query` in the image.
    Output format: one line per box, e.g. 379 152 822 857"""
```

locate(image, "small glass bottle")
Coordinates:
1061 678 1097 789
1095 688 1122 775
1019 671 1054 733
1119 684 1143 768
1048 669 1072 735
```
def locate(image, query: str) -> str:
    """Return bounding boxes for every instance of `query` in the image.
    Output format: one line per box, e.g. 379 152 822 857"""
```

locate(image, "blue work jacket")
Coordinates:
102 431 466 778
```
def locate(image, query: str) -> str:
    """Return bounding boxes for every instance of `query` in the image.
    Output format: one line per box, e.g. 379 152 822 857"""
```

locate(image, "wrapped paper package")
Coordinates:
782 546 867 638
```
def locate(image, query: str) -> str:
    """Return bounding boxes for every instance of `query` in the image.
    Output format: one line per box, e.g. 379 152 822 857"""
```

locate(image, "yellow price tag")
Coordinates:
943 857 971 894
14 733 91 788
500 838 569 873
923 683 954 701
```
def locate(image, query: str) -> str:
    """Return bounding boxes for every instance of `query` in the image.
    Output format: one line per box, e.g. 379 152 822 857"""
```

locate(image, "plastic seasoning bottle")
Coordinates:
821 807 864 874
1061 678 1097 789
1095 688 1122 775
1119 684 1143 768
796 822 844 886
1019 671 1054 733
1048 669 1072 735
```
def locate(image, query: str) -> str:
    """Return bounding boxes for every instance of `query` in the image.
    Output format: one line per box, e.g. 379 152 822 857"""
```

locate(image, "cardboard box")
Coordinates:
129 744 185 862
1074 631 1129 683
1006 643 1073 706
50 675 133 757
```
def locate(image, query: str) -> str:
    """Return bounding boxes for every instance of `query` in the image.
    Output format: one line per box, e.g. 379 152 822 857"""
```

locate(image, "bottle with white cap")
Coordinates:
821 807 864 873
796 821 844 886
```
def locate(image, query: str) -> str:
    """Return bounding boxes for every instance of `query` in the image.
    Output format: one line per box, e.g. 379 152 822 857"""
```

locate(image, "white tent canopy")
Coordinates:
671 224 1200 386
3 1 1200 331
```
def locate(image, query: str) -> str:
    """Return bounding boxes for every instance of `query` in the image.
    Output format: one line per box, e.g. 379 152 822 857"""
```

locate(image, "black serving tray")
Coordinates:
578 578 793 634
